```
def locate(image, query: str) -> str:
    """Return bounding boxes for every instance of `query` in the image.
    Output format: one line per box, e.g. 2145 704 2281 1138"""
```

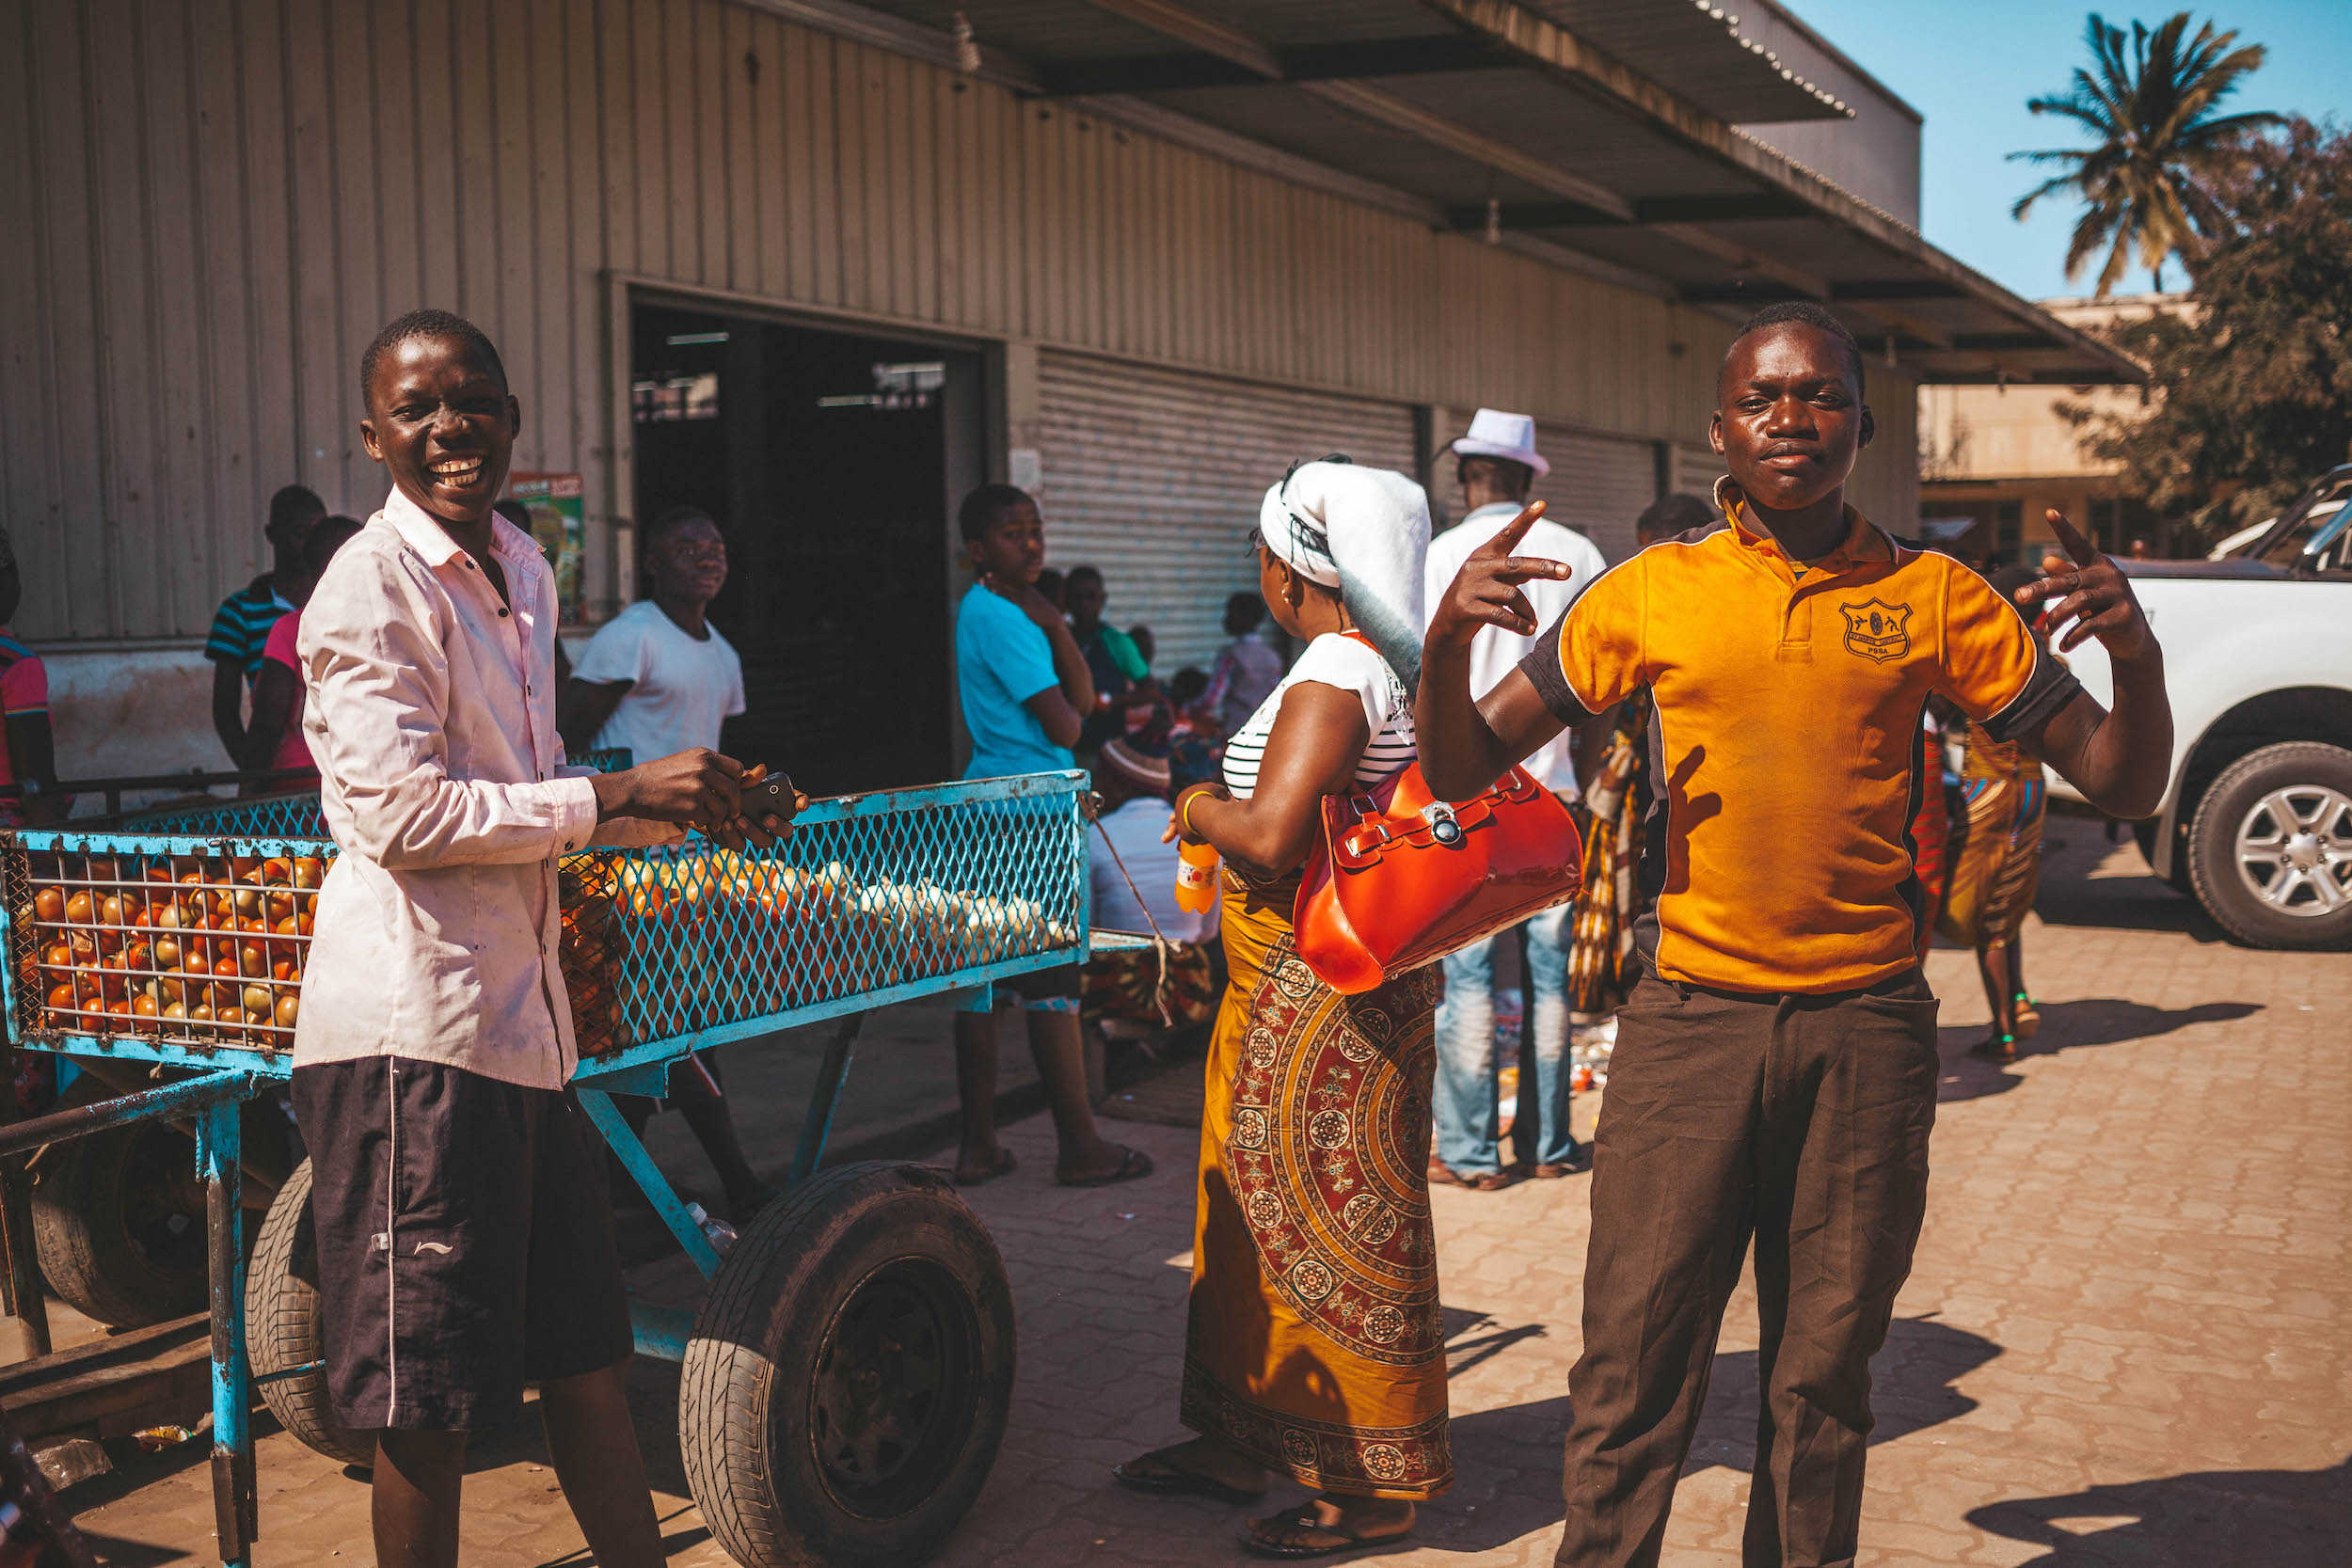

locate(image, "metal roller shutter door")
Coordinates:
1037 355 1421 674
1529 424 1658 567
1669 444 1727 512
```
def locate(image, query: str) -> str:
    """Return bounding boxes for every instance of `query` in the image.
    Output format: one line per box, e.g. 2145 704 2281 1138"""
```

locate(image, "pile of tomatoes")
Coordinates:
22 854 326 1045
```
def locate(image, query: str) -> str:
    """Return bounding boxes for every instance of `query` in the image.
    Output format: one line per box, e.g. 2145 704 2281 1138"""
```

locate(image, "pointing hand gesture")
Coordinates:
2011 509 2157 662
1428 501 1575 645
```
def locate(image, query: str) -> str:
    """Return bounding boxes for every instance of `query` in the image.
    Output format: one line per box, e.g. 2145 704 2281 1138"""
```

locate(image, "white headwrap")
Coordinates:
1259 459 1431 689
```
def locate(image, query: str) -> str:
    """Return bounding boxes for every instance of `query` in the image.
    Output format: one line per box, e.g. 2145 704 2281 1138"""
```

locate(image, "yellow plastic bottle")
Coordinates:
1174 839 1219 914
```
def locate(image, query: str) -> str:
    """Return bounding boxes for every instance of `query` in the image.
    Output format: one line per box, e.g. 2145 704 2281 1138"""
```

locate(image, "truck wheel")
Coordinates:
246 1159 373 1467
2188 741 2352 950
679 1162 1014 1568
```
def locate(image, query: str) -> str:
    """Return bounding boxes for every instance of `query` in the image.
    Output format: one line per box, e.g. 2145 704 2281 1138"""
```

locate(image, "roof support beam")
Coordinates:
1445 192 1813 230
1652 225 1829 300
1062 0 1633 217
1040 35 1513 96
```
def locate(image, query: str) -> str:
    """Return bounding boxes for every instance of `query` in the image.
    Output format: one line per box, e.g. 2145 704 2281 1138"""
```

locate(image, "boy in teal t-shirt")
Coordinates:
948 484 1152 1192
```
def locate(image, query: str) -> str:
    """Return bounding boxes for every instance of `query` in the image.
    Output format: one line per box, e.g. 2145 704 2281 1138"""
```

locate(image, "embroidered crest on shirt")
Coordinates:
1838 598 1913 664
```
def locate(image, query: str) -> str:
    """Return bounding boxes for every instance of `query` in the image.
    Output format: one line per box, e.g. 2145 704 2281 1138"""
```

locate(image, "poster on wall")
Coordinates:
505 472 585 624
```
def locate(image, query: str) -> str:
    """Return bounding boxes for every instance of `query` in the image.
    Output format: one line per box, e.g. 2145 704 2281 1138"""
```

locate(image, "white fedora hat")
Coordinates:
1449 407 1549 477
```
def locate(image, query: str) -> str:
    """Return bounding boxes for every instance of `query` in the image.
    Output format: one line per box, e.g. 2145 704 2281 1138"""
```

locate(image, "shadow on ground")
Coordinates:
1934 999 2263 1103
1684 1315 1996 1478
1965 1457 2352 1566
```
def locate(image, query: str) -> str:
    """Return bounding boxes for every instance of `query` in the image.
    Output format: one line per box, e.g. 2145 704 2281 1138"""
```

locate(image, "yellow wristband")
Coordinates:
1180 789 1206 839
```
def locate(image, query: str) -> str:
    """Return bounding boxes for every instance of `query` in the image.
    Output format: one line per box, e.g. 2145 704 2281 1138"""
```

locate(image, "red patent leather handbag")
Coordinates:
1292 761 1584 995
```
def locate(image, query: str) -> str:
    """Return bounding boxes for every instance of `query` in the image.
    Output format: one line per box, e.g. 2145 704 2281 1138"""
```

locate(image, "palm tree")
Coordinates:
2010 11 2280 295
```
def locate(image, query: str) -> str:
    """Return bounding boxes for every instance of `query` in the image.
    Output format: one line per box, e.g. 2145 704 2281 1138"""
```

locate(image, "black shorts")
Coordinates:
291 1058 634 1431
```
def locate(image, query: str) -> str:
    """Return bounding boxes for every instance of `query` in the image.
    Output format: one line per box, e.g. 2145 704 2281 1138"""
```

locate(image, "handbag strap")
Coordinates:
1088 814 1175 1027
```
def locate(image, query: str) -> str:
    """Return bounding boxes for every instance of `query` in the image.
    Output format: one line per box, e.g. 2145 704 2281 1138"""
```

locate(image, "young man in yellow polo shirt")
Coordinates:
1418 303 2172 1568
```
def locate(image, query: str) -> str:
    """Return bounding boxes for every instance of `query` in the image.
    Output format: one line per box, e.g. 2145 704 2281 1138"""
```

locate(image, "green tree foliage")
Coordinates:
2061 119 2352 550
2012 11 2280 295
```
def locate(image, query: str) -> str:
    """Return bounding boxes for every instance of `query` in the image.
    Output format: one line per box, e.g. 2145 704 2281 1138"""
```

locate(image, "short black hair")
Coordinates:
358 308 508 407
1223 593 1264 636
1170 666 1209 706
958 483 1035 542
268 484 326 539
644 504 717 547
1063 564 1104 590
1636 492 1719 542
300 515 365 578
1455 453 1534 503
1724 301 1865 395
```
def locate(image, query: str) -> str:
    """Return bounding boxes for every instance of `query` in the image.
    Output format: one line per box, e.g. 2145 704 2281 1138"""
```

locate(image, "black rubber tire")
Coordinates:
246 1158 373 1467
679 1161 1014 1568
32 1076 210 1328
2187 741 2352 950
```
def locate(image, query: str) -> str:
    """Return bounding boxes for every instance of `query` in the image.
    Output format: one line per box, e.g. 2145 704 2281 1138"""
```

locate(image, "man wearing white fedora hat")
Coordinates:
1422 408 1609 1189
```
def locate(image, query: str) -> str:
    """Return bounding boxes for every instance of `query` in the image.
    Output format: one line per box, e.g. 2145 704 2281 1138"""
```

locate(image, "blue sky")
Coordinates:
1781 1 2351 302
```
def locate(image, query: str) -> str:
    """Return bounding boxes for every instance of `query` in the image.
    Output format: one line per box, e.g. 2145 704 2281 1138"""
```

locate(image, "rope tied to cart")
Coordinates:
1086 798 1177 1027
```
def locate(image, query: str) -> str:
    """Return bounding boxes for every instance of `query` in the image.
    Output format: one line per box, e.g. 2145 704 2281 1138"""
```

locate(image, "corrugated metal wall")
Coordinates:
3 0 1874 648
1528 423 1656 566
1035 352 1420 674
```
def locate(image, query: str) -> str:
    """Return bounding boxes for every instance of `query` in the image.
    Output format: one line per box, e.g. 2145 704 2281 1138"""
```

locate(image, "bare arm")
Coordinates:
210 658 248 764
1415 501 1579 801
245 661 301 772
1023 687 1086 752
2013 511 2172 819
1173 684 1369 878
559 677 631 758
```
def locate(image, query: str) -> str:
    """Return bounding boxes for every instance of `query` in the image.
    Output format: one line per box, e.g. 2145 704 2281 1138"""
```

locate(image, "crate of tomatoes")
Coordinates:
11 845 325 1049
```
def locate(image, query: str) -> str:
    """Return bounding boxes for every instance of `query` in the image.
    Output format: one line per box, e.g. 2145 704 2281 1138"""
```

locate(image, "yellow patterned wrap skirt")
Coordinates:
1178 869 1452 1500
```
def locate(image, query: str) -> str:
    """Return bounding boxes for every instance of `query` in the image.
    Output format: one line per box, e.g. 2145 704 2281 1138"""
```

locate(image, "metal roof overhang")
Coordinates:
771 0 2139 385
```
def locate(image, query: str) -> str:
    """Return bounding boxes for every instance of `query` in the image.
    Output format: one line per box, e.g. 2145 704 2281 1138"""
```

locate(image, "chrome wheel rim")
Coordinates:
2233 784 2352 917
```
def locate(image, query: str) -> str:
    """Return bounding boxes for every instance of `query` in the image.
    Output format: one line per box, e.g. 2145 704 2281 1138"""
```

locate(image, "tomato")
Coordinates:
233 887 262 917
152 899 183 930
63 891 93 925
264 891 294 922
242 983 274 1018
214 957 239 977
187 1004 214 1024
295 911 314 937
239 941 267 976
151 936 182 971
131 994 158 1020
209 979 240 1009
40 941 72 974
162 1001 187 1022
292 857 325 890
32 887 63 924
274 992 300 1029
44 984 72 1011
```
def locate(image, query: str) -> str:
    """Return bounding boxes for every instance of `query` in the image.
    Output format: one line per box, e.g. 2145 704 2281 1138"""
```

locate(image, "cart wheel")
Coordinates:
32 1076 208 1328
246 1158 373 1468
31 1078 289 1330
680 1161 1014 1568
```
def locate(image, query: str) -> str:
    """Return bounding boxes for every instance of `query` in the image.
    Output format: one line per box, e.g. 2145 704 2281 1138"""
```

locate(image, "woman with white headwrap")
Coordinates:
1113 460 1449 1557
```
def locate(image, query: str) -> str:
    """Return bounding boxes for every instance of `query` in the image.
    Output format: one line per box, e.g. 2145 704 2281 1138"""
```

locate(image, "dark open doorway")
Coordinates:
629 302 981 793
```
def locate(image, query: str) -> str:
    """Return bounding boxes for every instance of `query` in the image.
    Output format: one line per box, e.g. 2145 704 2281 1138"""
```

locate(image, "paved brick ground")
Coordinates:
65 828 2352 1566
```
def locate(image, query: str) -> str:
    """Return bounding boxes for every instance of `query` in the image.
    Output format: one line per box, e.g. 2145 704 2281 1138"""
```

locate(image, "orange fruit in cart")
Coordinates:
64 891 92 925
32 887 62 924
242 983 275 1018
44 984 72 1012
262 857 291 885
238 940 267 976
274 993 299 1029
292 857 324 889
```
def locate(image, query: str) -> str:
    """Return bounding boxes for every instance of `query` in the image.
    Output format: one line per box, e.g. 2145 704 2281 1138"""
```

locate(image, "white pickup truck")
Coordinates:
2057 464 2352 950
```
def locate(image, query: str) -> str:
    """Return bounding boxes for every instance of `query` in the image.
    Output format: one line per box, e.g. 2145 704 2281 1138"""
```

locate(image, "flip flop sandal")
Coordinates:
952 1148 1019 1187
2012 993 2041 1038
1239 1510 1414 1560
1970 1033 2018 1064
1112 1454 1266 1505
1058 1144 1153 1188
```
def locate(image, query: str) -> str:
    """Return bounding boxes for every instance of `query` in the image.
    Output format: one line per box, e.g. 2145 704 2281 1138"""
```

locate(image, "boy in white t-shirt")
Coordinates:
562 507 746 763
560 505 767 1216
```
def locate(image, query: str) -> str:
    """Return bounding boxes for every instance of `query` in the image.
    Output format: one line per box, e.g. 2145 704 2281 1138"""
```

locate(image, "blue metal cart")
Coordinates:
0 769 1104 1567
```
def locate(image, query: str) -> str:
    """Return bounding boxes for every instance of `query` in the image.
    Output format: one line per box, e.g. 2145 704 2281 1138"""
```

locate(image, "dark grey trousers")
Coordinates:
1554 969 1941 1568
